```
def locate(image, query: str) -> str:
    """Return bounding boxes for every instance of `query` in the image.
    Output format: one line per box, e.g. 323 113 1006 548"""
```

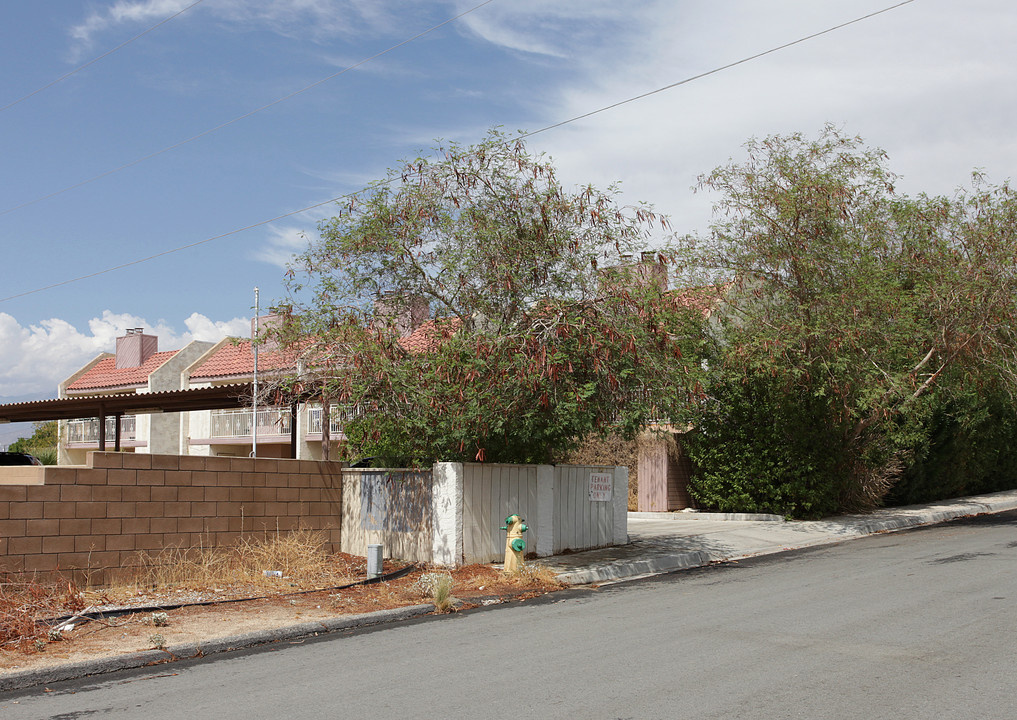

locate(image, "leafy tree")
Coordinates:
274 130 706 464
9 421 58 464
685 125 1017 512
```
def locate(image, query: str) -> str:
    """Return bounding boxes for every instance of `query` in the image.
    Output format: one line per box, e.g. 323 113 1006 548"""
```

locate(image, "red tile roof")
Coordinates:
188 341 294 380
398 318 463 354
666 283 730 318
66 350 179 392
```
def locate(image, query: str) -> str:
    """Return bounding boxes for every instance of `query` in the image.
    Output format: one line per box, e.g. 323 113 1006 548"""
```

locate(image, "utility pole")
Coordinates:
252 287 259 458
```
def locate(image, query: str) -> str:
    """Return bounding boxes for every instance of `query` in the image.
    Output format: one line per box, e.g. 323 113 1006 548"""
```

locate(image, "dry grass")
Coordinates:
1 533 570 659
2 531 358 652
415 571 456 613
508 563 566 590
0 577 83 652
105 529 360 600
1 557 569 664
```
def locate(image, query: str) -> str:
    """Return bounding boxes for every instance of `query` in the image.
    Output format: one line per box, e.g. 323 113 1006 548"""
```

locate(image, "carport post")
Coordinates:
114 412 122 452
289 400 298 459
97 404 106 451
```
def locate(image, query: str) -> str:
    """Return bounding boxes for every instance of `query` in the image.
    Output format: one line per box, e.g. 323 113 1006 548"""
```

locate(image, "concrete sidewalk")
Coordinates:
537 489 1017 585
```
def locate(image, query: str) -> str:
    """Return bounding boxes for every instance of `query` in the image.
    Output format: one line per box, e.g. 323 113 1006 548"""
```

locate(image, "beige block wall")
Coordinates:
0 452 343 585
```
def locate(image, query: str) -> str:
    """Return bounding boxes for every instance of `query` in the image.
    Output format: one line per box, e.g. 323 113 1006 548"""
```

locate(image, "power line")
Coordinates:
520 0 916 141
0 0 205 114
0 0 917 305
0 0 497 219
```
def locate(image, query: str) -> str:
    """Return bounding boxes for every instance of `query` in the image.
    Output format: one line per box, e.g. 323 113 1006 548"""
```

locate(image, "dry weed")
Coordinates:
108 529 358 597
415 571 456 612
509 564 567 590
0 576 83 651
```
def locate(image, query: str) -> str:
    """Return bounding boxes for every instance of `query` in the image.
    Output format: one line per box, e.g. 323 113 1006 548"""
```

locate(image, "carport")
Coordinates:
0 384 303 457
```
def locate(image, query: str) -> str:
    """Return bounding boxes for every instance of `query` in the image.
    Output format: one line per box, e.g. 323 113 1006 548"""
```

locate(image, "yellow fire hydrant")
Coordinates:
501 514 528 574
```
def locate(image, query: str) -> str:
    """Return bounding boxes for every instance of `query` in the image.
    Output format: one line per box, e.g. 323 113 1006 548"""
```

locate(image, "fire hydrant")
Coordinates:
501 514 528 574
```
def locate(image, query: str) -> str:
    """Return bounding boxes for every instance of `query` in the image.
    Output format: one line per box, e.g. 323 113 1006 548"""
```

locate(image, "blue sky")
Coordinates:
1 0 1016 417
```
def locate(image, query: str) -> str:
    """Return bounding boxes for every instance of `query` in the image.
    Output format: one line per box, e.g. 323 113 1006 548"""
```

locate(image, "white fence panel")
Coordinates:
462 464 540 564
553 465 619 554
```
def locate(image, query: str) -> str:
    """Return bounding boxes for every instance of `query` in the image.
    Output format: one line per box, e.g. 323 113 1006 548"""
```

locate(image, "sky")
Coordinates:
0 0 1015 423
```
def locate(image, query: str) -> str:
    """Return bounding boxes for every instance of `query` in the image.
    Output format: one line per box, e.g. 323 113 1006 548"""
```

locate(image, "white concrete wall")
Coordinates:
432 462 464 566
296 403 319 460
335 462 628 567
144 340 215 455
340 468 434 563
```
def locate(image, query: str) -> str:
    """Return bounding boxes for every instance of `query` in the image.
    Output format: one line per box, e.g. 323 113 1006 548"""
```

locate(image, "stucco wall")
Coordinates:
340 469 433 562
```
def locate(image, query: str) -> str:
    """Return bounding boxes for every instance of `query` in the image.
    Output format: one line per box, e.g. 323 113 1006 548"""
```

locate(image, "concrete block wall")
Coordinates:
0 452 342 585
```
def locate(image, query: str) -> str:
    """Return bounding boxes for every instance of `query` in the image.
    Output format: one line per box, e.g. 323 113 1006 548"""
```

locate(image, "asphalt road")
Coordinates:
3 511 1016 719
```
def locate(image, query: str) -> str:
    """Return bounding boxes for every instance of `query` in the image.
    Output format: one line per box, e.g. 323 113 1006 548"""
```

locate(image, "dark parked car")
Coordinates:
0 451 43 466
348 456 414 468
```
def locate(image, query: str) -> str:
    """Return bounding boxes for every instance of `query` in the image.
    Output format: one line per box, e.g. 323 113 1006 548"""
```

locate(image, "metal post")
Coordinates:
252 287 259 458
367 544 383 579
289 399 298 459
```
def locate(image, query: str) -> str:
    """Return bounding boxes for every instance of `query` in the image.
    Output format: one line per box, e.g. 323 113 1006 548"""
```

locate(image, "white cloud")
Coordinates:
454 0 639 60
253 225 316 269
479 0 1017 236
68 0 421 53
0 311 249 398
69 0 197 51
181 312 251 341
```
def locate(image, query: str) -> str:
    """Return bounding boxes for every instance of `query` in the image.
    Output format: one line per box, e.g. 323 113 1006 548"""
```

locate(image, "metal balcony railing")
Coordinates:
307 403 359 435
210 407 292 438
66 415 137 444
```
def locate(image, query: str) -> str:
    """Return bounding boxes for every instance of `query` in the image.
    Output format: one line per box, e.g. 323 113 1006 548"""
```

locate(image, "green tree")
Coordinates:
9 420 58 464
685 125 1017 512
274 130 706 464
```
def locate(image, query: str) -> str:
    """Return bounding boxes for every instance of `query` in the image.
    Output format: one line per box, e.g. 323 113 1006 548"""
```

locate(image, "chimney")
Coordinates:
116 328 158 368
598 252 667 293
251 311 292 352
637 252 667 291
374 293 429 337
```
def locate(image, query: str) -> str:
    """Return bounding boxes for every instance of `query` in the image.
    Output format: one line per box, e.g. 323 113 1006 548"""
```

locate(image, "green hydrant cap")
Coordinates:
511 538 526 553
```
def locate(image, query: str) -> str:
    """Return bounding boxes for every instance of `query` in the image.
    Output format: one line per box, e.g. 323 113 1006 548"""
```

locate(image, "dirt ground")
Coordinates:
0 559 564 678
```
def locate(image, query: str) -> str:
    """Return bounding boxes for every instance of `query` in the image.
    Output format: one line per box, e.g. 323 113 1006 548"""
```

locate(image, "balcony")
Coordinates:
306 403 360 435
66 415 137 444
210 407 292 439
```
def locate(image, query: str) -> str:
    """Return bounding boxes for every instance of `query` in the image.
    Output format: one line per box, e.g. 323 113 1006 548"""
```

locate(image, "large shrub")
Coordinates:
887 386 1017 506
683 372 847 519
683 126 1017 512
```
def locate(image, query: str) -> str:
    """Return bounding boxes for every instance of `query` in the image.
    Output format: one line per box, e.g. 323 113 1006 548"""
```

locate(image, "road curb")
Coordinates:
0 604 435 693
560 491 1017 586
628 511 785 522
